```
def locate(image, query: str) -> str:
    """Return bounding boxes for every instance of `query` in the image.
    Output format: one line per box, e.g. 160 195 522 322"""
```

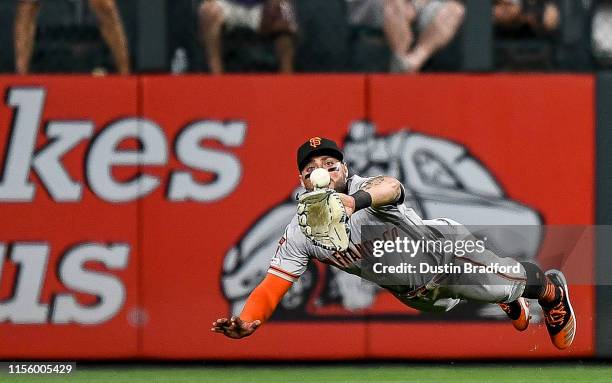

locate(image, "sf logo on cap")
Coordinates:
309 137 322 148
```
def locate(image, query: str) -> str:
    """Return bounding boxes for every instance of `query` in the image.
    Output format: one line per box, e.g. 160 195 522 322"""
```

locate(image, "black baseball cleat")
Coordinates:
541 270 576 350
499 297 530 331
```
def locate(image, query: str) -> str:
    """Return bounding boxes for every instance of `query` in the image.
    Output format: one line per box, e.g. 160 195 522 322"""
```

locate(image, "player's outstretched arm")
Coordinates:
341 176 403 215
360 176 402 207
211 273 292 339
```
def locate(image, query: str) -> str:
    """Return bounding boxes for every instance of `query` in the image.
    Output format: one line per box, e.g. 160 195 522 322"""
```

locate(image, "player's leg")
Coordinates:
449 251 575 348
498 297 530 331
403 0 464 72
445 258 530 332
14 0 40 75
441 248 527 304
428 218 576 349
89 0 130 74
199 0 226 74
521 263 576 350
423 218 526 304
421 219 528 331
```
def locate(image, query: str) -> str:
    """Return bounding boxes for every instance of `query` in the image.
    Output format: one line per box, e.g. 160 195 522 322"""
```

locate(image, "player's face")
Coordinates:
299 155 348 193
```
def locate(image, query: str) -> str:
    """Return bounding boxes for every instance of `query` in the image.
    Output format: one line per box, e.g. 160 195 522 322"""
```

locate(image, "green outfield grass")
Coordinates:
1 364 611 383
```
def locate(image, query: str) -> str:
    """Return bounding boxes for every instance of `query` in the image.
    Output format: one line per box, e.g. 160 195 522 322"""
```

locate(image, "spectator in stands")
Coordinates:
199 0 297 74
494 0 560 35
347 0 465 73
14 0 130 74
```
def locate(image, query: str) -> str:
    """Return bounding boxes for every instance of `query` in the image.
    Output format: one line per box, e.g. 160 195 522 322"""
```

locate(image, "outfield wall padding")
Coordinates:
0 74 598 359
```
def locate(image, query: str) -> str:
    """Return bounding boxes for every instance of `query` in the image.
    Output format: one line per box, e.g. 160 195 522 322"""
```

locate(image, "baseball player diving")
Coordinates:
212 137 576 350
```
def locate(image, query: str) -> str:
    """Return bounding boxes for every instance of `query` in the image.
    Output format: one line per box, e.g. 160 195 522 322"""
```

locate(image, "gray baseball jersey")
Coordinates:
269 175 527 311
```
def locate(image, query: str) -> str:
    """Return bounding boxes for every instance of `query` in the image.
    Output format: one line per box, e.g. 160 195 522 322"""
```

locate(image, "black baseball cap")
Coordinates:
296 137 344 171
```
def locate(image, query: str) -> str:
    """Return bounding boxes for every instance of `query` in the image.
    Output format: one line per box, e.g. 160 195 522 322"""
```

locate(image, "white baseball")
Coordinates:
310 168 331 188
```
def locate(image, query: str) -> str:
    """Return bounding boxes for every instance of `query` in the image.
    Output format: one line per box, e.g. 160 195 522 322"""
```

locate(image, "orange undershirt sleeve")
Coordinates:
239 273 293 323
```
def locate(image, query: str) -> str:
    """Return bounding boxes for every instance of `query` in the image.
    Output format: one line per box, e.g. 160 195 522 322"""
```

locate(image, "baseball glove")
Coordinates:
297 189 350 252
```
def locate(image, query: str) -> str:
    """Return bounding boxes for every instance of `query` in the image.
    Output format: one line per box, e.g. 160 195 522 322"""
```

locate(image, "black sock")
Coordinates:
520 262 561 305
520 262 547 299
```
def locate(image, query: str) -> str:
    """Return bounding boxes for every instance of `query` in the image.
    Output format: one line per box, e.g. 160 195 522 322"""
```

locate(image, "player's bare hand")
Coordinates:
338 193 355 216
211 316 261 339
